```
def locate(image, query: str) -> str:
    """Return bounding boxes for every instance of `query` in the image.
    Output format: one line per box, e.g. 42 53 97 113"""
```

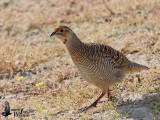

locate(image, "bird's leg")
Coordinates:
107 88 110 100
79 93 105 112
88 93 105 108
107 87 114 101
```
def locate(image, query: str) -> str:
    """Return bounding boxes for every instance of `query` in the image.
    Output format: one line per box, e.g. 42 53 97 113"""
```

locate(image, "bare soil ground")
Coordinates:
0 0 160 120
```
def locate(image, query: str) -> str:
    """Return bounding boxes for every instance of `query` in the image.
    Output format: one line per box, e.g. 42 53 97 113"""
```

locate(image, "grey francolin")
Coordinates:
50 26 149 109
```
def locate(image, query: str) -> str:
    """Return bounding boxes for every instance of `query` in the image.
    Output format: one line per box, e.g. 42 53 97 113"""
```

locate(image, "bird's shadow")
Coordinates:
116 93 160 120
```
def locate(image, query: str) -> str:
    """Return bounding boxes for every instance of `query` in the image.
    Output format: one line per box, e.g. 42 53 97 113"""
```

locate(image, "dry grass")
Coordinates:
0 0 160 119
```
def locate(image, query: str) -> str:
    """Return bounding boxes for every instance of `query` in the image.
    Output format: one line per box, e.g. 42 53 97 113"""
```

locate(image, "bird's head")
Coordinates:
50 26 74 44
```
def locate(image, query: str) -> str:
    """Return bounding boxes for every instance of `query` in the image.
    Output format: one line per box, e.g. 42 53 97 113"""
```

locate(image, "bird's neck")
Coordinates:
65 34 85 61
65 33 82 52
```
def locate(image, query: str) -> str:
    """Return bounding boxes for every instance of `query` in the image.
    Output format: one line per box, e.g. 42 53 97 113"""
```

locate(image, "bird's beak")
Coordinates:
50 31 56 37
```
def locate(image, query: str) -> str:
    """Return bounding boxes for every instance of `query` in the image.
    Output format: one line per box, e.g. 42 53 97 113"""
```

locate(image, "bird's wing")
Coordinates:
88 43 130 67
4 101 10 114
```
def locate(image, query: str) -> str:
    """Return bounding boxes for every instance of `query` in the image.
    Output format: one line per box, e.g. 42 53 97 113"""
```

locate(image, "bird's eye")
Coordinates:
60 29 64 33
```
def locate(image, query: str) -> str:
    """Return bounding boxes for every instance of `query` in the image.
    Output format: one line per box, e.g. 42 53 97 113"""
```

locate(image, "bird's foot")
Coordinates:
108 96 117 102
88 101 97 108
77 102 97 113
77 93 104 113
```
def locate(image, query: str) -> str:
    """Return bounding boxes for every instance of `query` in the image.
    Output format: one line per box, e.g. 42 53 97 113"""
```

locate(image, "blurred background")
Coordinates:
0 0 160 119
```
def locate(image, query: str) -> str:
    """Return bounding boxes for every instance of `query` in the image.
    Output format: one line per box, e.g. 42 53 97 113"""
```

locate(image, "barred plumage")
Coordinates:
50 26 149 110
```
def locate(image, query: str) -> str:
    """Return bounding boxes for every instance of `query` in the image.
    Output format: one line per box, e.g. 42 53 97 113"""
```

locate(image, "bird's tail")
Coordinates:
123 62 149 74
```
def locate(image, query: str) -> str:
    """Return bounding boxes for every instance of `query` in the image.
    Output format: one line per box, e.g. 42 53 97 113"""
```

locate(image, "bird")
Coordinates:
2 101 12 117
50 26 149 110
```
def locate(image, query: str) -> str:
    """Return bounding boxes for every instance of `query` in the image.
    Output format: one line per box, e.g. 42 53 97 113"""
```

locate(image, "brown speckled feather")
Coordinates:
87 43 130 68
